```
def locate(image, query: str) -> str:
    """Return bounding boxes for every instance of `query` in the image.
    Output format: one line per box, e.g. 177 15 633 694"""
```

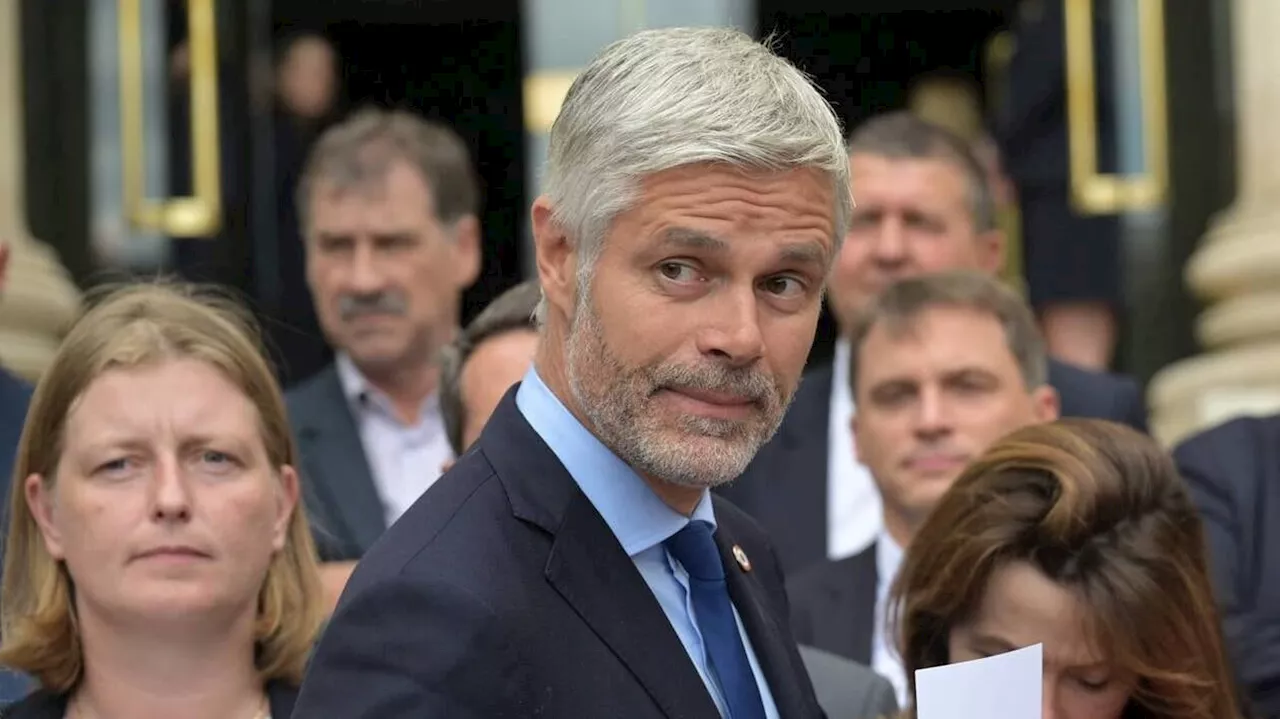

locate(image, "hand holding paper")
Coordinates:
914 643 1042 719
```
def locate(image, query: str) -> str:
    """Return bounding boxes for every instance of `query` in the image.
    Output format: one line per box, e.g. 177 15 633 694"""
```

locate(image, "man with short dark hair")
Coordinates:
788 271 1060 705
438 280 541 458
720 110 1147 576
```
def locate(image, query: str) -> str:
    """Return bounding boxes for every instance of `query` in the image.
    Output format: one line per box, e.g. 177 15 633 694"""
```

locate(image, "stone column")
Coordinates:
0 1 82 381
1149 0 1280 445
519 0 755 276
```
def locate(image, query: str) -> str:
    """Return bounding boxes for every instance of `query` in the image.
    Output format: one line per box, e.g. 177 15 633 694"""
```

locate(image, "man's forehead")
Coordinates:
856 312 1018 378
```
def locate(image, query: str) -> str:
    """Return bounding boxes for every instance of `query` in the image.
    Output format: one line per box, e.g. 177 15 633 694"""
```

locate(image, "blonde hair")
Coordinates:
0 282 325 692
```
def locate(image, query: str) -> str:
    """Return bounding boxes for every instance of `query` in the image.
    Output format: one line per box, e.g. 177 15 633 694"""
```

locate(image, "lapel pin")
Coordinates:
732 544 752 572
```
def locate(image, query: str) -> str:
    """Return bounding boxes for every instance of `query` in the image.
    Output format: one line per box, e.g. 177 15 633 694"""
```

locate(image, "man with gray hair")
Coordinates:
788 270 1060 706
296 27 850 717
284 107 481 611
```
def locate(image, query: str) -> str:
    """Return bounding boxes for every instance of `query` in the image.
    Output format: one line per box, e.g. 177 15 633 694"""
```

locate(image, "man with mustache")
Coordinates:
295 27 851 718
787 270 1059 706
283 108 480 611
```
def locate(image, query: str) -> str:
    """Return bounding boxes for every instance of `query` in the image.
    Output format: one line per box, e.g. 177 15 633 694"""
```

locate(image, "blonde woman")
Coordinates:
0 283 325 719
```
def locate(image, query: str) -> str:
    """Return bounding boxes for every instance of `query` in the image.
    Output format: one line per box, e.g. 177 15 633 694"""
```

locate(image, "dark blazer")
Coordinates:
789 546 878 665
718 358 1148 575
0 680 298 719
285 365 384 561
292 389 827 718
1174 415 1280 717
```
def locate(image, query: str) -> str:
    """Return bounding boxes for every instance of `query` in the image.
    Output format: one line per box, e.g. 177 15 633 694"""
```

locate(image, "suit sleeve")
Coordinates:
1172 429 1280 714
291 572 522 718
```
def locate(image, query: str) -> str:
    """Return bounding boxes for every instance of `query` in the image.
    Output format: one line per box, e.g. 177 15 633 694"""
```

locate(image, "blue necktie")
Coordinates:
665 520 767 719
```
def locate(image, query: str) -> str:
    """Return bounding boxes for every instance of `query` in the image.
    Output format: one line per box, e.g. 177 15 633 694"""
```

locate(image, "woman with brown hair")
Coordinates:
0 283 326 718
890 418 1242 719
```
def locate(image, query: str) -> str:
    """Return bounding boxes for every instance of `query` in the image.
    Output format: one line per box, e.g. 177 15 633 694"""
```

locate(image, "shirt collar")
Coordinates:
832 337 855 414
515 366 715 557
335 352 440 423
876 530 905 600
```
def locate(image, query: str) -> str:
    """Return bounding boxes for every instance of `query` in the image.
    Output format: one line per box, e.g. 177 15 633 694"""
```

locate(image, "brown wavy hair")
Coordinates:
890 418 1241 718
0 282 325 692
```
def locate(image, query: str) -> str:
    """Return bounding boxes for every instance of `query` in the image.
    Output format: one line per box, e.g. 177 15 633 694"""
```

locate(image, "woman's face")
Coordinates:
947 561 1137 719
27 358 298 629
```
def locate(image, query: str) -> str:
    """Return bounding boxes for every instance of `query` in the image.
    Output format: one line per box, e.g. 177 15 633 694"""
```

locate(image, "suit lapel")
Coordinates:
294 368 386 553
545 491 721 719
715 525 818 718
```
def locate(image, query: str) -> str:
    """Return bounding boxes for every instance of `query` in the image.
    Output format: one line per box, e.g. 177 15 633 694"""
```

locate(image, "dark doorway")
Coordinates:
757 1 1010 366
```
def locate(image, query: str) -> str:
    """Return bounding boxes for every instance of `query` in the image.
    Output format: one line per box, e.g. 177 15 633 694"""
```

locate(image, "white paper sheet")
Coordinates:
914 643 1042 719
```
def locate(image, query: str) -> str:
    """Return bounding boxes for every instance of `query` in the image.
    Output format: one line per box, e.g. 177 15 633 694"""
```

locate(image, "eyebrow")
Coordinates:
969 632 1018 655
658 227 829 269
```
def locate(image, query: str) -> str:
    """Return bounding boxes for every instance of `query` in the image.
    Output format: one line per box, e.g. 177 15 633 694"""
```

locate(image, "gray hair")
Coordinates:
439 280 541 455
846 111 996 232
296 107 479 233
847 270 1047 393
538 27 852 321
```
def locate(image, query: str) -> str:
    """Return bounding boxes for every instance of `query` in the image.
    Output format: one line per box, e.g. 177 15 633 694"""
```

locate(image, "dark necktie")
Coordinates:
665 520 768 719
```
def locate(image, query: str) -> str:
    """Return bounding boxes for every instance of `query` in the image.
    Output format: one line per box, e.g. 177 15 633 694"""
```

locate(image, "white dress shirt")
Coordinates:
336 354 454 526
872 532 908 708
827 338 885 560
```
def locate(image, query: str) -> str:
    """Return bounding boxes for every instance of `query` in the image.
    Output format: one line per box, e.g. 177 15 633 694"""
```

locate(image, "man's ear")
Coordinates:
1031 384 1061 423
531 196 576 321
977 228 1006 275
450 215 483 290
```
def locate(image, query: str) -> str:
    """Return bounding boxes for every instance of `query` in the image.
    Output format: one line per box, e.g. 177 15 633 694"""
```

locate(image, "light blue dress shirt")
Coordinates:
516 368 780 719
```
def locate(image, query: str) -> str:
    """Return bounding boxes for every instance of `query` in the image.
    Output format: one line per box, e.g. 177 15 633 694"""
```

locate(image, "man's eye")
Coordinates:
761 275 804 298
658 262 698 282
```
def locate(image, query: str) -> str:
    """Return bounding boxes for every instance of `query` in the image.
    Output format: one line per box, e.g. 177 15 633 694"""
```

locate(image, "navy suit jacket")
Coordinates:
292 388 826 718
718 358 1148 575
1174 415 1280 717
285 365 385 561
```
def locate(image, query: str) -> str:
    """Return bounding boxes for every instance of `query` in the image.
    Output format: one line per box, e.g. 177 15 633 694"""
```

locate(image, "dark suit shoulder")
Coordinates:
1174 414 1280 461
342 448 509 592
787 547 875 605
1173 414 1280 498
283 363 340 415
1047 358 1147 431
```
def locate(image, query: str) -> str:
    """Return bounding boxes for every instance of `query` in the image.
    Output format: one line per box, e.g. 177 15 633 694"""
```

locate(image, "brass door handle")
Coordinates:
119 0 221 237
1064 0 1169 214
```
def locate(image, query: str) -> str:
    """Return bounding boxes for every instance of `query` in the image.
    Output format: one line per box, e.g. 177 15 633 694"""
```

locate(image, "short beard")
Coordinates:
564 286 793 490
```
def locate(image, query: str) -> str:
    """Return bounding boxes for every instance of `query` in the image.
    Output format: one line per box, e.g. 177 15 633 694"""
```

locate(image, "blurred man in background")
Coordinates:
285 108 481 610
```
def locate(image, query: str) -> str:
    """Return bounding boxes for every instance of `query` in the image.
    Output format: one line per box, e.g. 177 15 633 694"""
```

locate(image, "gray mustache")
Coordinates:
338 293 407 320
650 362 777 406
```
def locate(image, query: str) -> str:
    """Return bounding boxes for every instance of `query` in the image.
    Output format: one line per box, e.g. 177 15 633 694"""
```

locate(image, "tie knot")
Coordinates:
665 520 725 582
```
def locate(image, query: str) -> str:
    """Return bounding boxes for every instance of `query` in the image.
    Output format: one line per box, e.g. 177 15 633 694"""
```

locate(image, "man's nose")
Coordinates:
912 385 952 438
348 243 386 293
695 285 765 368
871 217 908 267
